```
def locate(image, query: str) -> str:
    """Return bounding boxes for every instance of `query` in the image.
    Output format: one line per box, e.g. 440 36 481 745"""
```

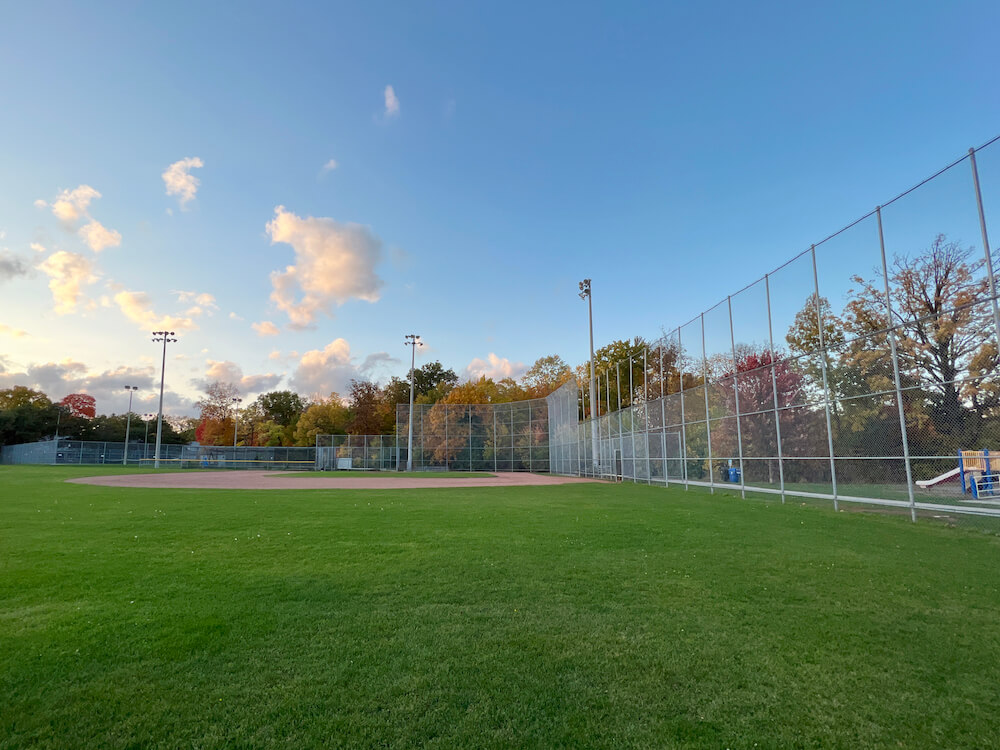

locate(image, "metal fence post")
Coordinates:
811 244 839 509
701 313 715 493
969 147 1000 351
765 273 786 503
877 206 918 522
678 326 689 489
629 355 636 482
728 296 746 499
644 347 651 484
660 345 668 486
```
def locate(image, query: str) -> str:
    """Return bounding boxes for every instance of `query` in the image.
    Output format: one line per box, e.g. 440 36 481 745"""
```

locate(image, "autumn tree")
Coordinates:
347 379 389 434
844 235 995 442
710 346 823 483
577 338 649 412
194 381 241 445
60 393 97 418
521 355 572 398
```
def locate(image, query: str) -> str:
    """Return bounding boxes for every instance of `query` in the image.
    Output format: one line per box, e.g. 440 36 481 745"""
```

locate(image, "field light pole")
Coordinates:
579 279 599 474
143 413 155 461
122 385 138 465
232 397 243 447
151 331 177 469
405 334 423 471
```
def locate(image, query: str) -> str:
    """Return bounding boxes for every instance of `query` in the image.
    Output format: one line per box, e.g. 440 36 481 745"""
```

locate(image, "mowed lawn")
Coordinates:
2 467 999 749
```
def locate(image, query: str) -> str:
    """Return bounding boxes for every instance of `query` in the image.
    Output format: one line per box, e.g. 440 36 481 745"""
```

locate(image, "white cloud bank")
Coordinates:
466 353 527 381
265 206 384 328
162 157 204 207
199 360 282 394
289 339 398 399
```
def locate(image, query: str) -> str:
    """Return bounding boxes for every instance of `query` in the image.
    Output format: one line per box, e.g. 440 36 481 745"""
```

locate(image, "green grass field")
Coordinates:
2 465 999 748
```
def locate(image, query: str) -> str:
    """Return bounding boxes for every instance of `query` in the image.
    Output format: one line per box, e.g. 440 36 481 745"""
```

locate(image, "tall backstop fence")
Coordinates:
314 434 399 471
395 397 553 471
564 138 1000 521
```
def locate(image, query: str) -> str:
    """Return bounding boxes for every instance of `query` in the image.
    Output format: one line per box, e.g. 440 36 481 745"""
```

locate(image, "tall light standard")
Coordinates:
232 397 243 448
579 279 599 474
404 334 423 472
151 331 177 468
143 413 155 461
122 385 138 466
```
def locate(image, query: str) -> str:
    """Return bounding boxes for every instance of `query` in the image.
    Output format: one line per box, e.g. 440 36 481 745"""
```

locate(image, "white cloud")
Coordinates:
252 320 280 337
229 312 244 321
465 353 527 381
384 85 400 117
198 359 282 394
41 185 101 226
0 358 195 417
175 291 217 307
268 350 282 361
287 340 401 400
0 323 27 338
30 242 46 253
113 290 198 332
321 158 338 172
37 250 98 313
265 206 384 328
162 157 204 207
35 185 121 251
173 291 217 318
78 220 122 252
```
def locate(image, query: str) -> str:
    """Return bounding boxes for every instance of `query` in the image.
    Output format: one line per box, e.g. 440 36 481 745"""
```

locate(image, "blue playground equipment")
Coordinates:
959 450 999 500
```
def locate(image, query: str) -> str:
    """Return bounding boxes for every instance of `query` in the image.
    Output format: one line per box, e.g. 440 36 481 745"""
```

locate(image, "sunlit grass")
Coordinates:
2 465 999 748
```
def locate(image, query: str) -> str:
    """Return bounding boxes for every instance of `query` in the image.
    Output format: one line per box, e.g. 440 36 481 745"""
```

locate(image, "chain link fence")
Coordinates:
562 139 1000 526
395 399 551 471
1 439 315 470
314 434 399 471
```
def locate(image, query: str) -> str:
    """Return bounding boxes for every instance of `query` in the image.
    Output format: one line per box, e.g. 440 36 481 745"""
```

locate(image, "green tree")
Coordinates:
293 393 351 446
257 390 306 427
521 355 572 397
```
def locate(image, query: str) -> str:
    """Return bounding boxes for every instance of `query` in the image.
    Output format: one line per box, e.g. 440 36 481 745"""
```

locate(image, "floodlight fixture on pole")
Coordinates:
232 397 243 447
151 331 178 468
404 334 423 472
579 278 599 474
122 385 138 465
143 413 155 460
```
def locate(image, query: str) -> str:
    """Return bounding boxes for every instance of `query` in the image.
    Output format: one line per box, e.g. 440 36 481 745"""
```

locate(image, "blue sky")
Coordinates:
1 1 998 416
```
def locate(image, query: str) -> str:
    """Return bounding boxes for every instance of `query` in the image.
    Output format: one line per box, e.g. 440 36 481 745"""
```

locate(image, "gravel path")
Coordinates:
67 471 597 490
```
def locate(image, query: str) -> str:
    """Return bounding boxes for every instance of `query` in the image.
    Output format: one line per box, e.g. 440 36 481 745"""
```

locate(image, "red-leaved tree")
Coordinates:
60 393 96 419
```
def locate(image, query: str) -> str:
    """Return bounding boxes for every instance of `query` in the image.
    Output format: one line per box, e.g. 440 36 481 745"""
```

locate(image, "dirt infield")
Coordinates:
67 471 598 491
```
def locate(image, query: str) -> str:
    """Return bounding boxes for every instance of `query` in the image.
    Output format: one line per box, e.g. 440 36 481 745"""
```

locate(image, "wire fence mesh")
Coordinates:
395 399 551 471
0 439 316 470
561 138 1000 527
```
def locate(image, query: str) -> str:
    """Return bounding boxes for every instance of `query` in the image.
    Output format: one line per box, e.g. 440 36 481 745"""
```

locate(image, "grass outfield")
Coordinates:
2 467 999 748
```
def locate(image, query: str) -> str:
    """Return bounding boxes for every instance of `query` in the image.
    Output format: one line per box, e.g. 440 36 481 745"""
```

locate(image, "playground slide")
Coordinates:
916 467 961 489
